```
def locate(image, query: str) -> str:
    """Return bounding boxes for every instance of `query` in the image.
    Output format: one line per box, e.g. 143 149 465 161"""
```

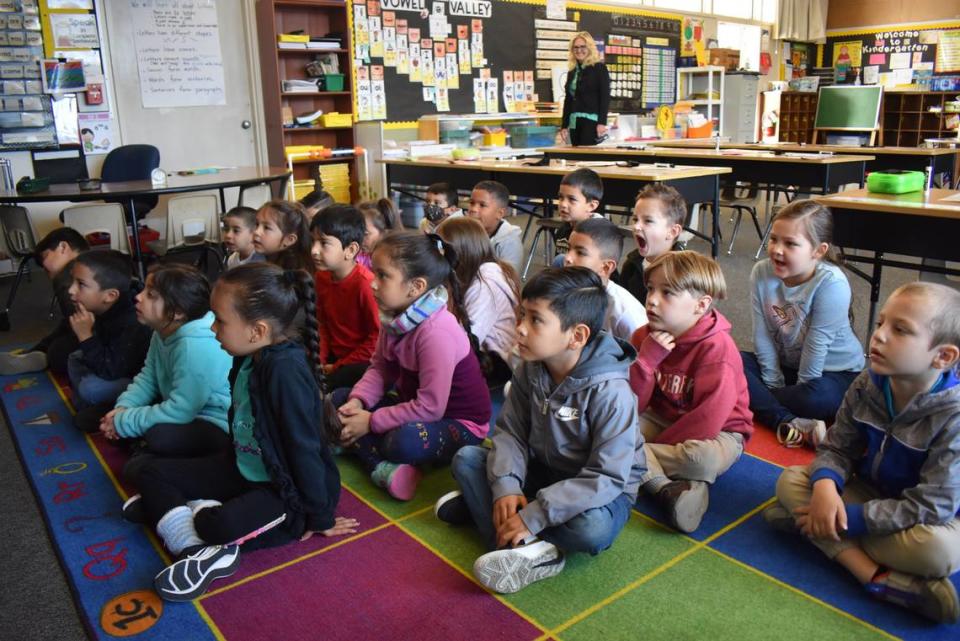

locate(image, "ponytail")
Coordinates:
358 198 403 234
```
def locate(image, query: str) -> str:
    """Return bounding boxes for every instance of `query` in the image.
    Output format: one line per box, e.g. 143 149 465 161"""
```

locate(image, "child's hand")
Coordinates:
493 494 528 531
337 398 364 417
795 479 847 541
339 410 371 446
69 303 95 342
648 331 676 352
99 408 123 440
300 516 360 541
496 513 532 549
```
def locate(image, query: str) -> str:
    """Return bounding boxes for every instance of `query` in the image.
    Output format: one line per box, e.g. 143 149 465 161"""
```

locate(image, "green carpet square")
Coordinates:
560 548 892 641
336 456 459 520
404 509 695 630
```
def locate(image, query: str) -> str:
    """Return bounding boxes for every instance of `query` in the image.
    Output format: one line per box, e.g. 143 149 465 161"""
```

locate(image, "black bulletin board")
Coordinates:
824 26 945 77
355 0 681 123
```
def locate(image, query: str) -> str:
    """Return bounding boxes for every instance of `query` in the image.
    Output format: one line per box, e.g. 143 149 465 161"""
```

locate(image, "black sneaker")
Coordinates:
153 544 241 602
122 494 147 524
434 490 472 525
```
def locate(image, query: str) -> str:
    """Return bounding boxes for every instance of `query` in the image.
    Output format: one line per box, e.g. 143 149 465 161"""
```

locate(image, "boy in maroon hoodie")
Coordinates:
630 251 753 533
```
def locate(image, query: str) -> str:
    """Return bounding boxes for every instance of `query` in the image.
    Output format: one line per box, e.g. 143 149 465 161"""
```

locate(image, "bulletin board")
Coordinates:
350 0 681 123
824 21 960 83
0 0 55 149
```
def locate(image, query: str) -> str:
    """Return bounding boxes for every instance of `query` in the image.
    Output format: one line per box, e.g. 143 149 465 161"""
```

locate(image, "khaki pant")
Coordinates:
639 412 744 485
777 465 960 579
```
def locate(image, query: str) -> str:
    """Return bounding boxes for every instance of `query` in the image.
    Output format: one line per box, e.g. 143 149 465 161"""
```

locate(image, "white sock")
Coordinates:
156 505 204 555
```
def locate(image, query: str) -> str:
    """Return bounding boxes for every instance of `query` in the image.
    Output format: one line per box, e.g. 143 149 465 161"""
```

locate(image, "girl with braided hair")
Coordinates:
137 262 357 603
331 230 492 501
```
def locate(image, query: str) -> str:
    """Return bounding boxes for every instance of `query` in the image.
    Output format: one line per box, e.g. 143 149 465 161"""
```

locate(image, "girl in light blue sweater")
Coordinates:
99 264 232 469
740 201 864 448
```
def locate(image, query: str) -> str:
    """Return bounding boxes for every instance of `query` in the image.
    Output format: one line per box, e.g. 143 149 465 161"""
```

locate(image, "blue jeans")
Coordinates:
741 351 859 428
330 387 482 472
451 445 633 554
67 350 131 408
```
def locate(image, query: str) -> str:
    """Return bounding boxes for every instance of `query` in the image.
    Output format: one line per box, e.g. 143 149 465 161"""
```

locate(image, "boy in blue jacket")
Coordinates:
439 267 646 594
766 282 960 623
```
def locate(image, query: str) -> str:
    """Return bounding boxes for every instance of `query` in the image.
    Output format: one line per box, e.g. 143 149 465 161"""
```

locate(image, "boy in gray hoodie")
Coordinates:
439 266 646 594
766 282 960 623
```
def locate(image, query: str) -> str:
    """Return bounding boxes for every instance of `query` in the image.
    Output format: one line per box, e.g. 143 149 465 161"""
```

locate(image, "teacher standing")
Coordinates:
560 32 610 146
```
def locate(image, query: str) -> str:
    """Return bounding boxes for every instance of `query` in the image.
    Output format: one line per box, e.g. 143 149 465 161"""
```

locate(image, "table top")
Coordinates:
648 141 957 156
0 167 291 203
380 156 732 180
814 188 960 219
540 146 874 164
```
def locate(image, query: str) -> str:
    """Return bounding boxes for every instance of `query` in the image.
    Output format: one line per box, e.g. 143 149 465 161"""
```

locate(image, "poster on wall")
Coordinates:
131 0 226 108
78 111 117 155
680 16 702 57
938 30 960 72
49 13 99 48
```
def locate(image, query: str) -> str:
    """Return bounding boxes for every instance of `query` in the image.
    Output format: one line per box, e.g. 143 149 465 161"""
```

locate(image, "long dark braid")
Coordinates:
287 268 324 390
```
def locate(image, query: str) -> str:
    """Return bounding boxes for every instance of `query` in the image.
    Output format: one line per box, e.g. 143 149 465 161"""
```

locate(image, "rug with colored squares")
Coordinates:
2 369 958 641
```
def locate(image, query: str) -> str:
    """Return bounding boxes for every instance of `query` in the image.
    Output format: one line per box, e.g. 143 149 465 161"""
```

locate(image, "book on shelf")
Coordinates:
278 42 307 50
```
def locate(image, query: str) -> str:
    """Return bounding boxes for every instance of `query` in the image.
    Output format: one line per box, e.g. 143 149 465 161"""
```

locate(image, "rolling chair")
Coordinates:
100 144 161 220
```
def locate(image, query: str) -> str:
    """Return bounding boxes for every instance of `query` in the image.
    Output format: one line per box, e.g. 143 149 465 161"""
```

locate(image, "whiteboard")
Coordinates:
131 0 227 108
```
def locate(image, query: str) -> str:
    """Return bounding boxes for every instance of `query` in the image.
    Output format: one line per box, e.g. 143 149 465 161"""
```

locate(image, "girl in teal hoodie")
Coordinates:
99 264 232 467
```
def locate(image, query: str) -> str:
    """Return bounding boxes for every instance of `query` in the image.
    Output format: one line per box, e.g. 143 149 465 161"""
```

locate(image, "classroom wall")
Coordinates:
827 1 960 30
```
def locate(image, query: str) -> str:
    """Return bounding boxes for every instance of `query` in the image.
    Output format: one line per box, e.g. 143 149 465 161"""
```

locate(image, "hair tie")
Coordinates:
427 233 445 255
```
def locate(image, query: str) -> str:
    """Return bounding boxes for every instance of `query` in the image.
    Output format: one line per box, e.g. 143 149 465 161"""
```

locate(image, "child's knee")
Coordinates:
775 465 812 509
558 514 617 555
870 525 960 578
452 445 487 479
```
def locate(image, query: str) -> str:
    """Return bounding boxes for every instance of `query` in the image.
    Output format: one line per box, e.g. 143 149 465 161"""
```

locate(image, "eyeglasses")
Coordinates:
572 46 588 51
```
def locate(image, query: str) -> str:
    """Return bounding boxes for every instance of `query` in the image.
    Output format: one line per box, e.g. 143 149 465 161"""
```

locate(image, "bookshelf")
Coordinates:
881 92 960 148
256 0 356 202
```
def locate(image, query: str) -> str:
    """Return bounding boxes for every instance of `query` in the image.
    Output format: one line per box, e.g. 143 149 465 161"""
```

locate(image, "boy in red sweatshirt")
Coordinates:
630 251 753 533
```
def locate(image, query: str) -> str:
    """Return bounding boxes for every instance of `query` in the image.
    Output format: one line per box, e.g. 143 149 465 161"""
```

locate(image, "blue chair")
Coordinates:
100 144 161 220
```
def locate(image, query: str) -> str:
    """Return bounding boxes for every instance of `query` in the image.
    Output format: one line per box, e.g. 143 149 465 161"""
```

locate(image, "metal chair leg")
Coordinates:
727 208 743 255
1 257 30 331
521 226 547 281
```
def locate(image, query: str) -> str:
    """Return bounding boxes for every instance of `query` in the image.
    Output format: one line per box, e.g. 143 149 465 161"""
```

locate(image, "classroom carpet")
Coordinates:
3 369 958 641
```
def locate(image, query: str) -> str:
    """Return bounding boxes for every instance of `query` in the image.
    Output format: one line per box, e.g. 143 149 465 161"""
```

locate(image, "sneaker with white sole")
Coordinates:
473 540 565 594
777 418 827 449
434 490 471 525
762 502 799 534
866 569 960 624
153 544 241 602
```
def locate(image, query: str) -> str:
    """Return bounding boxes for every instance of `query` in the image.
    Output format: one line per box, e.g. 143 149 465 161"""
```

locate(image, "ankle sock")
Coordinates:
156 505 204 555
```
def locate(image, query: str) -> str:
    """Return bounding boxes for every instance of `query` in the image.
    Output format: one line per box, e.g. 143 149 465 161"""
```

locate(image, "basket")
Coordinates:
320 112 352 127
507 125 558 149
322 74 345 91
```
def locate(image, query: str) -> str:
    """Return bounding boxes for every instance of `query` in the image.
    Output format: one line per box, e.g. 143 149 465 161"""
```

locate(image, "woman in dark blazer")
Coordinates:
560 31 610 146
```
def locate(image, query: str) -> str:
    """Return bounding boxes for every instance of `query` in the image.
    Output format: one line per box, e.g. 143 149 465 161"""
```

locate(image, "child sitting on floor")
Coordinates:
437 216 519 386
740 200 864 449
310 204 380 390
138 263 356 602
221 206 264 269
765 282 960 624
564 217 647 341
330 231 491 501
618 183 686 304
98 265 232 482
630 251 753 533
357 198 403 271
467 181 523 272
67 251 152 431
552 167 604 264
441 267 645 594
253 200 314 273
0 227 88 376
420 182 463 234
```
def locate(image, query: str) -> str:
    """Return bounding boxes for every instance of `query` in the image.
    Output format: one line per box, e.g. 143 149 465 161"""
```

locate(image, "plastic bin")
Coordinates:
320 112 352 127
322 74 345 91
440 129 473 148
483 131 507 146
686 121 714 138
507 125 558 148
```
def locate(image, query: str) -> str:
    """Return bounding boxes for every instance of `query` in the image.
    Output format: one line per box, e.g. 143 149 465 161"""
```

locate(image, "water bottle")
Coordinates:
0 158 13 192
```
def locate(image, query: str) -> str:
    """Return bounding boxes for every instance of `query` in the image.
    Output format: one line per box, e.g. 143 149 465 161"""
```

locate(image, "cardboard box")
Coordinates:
709 48 740 71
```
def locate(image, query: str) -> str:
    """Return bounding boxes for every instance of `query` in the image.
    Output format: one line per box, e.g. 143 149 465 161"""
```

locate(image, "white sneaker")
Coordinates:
473 539 565 594
777 418 827 449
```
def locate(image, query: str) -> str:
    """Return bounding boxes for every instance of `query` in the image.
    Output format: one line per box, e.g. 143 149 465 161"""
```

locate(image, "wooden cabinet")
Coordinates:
778 91 817 143
256 0 356 201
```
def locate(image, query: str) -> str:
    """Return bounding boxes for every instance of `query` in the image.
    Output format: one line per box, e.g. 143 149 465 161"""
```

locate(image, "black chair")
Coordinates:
0 206 39 331
100 144 161 220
